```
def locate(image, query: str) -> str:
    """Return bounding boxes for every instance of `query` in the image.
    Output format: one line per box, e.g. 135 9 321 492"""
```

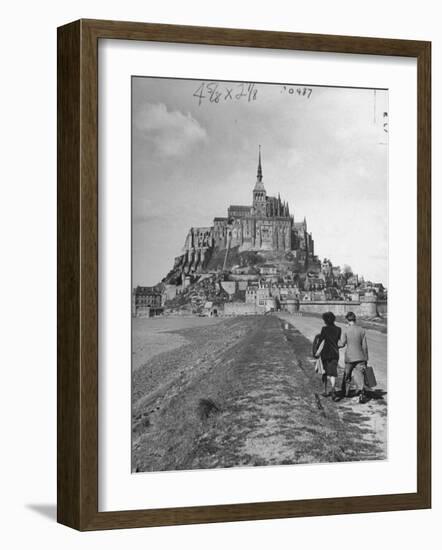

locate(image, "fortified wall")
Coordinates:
223 298 387 317
296 298 385 318
224 302 265 316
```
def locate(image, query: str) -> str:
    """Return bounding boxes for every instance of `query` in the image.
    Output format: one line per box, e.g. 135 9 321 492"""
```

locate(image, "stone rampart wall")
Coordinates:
297 300 386 317
223 302 265 316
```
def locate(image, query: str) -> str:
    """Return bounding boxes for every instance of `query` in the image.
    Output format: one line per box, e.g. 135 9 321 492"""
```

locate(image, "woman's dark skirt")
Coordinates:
322 358 338 378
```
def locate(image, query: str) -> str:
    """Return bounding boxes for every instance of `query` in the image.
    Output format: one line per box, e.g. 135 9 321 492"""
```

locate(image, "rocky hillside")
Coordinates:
164 274 230 314
163 246 318 284
161 245 321 313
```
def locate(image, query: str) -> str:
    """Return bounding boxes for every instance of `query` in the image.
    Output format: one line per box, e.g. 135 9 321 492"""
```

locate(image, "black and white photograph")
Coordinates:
131 76 388 473
2 0 436 542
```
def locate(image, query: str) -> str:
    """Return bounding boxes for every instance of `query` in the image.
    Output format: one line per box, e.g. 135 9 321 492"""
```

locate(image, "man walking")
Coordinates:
340 311 369 403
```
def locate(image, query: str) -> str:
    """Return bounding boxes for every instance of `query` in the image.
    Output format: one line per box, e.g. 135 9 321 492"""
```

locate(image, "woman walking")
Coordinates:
318 311 341 401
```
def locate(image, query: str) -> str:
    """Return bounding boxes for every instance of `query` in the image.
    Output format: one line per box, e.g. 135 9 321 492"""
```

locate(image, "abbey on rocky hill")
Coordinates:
177 147 317 274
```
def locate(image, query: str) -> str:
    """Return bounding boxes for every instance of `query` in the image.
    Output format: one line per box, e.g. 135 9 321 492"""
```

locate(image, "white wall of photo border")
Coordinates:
99 39 416 511
2 1 440 549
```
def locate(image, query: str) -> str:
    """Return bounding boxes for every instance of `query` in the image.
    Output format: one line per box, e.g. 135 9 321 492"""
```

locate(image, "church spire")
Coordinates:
253 145 266 193
257 145 263 181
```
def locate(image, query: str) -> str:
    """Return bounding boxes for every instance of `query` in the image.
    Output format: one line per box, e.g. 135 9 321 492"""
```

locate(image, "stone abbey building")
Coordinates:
178 147 316 274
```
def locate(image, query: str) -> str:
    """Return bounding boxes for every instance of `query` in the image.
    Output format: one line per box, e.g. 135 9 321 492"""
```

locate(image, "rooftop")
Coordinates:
228 205 252 211
134 286 161 295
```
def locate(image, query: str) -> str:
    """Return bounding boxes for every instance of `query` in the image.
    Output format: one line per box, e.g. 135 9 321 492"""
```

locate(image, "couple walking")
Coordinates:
316 311 369 403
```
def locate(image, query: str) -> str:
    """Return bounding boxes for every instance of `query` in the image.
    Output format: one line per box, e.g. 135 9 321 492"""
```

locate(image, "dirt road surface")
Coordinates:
132 314 387 472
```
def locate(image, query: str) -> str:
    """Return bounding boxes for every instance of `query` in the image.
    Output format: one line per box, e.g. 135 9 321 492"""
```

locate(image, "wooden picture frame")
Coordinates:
57 19 431 530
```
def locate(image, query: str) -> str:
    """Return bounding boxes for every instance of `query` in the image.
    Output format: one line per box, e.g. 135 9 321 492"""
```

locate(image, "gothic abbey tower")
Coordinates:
177 148 316 275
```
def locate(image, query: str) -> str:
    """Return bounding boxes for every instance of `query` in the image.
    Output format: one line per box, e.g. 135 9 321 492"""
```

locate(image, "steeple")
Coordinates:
253 145 266 192
257 144 263 181
253 145 266 215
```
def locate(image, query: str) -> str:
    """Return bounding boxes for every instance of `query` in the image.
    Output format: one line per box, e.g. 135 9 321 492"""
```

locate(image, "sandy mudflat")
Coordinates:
132 315 223 370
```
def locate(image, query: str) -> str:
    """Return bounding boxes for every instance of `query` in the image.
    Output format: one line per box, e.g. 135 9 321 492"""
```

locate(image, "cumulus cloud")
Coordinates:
135 102 207 157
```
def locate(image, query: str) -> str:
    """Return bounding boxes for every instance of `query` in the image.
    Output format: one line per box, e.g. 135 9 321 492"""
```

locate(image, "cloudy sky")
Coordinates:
132 77 388 287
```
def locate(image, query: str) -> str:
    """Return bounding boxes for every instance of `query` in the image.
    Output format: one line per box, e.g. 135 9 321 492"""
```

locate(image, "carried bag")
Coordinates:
315 356 325 376
312 336 325 358
364 365 377 388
